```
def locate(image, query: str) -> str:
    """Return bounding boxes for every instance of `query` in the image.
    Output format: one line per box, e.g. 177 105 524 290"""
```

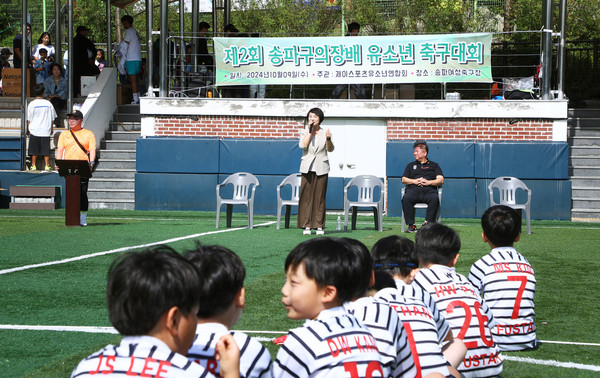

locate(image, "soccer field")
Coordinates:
1 209 599 377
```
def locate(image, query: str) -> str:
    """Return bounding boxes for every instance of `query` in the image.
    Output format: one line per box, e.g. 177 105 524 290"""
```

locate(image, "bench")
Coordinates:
9 185 61 210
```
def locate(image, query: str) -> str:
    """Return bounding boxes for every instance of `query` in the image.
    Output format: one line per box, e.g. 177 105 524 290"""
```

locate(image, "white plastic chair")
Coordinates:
401 186 442 232
216 172 259 229
276 173 302 230
343 175 384 232
488 176 532 234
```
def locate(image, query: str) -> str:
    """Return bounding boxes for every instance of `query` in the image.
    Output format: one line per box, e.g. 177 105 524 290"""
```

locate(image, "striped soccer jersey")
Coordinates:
413 265 503 377
375 287 452 378
344 296 417 377
71 335 214 378
187 323 273 377
272 306 389 378
394 279 452 342
468 246 536 351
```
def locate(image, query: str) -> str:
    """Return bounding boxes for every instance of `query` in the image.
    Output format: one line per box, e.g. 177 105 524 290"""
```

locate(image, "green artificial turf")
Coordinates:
1 209 599 377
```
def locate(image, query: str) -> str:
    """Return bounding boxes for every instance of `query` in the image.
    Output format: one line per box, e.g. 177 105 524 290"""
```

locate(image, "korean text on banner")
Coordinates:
214 33 492 86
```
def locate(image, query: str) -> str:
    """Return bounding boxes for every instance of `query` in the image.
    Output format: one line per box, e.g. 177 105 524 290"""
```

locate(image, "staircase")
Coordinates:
568 108 600 221
88 104 140 210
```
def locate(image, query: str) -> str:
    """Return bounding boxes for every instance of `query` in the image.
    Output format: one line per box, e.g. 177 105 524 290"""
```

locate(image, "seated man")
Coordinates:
401 140 444 233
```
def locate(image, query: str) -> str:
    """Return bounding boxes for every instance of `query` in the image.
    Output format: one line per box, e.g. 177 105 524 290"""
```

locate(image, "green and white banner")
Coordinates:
214 33 492 86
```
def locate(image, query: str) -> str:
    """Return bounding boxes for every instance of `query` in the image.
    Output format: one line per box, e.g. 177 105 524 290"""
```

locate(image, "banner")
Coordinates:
214 33 492 86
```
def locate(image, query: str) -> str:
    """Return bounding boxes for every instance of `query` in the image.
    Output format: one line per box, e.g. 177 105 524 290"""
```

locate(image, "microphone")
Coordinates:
309 122 313 133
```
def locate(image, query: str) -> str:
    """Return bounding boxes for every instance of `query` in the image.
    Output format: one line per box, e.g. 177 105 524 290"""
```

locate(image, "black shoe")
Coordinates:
406 224 417 233
422 221 429 228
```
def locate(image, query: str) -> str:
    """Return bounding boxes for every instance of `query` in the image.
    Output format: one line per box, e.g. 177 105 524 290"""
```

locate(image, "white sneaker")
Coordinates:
303 227 311 235
316 228 324 235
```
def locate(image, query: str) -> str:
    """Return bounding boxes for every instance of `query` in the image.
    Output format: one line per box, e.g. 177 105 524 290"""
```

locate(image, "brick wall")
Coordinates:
387 118 553 141
154 116 303 139
154 116 554 141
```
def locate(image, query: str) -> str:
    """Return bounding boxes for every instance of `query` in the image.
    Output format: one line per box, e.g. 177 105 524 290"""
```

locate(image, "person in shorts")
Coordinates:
120 15 142 104
27 84 56 170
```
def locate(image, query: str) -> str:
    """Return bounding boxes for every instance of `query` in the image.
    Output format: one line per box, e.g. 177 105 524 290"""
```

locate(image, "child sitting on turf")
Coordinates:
341 238 416 377
468 205 537 351
371 235 465 378
184 244 273 377
273 237 387 377
413 223 503 377
71 245 240 378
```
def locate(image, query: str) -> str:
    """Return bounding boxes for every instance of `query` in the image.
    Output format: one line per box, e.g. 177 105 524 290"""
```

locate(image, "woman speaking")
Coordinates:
297 107 334 235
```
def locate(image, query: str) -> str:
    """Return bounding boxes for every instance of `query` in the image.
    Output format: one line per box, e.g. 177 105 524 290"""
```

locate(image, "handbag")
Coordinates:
70 130 98 172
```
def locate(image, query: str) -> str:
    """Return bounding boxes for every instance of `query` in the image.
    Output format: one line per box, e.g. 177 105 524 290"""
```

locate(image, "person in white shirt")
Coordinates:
27 84 56 170
120 15 142 104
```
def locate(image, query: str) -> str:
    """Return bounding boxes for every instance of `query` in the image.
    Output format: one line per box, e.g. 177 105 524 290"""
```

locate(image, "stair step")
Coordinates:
105 131 141 141
89 200 135 210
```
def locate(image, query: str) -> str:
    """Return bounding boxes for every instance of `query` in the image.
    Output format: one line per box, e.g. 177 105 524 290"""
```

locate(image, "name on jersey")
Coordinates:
192 358 219 375
88 355 172 377
327 334 379 358
462 351 502 368
493 263 534 274
433 283 476 298
495 322 535 335
389 304 433 319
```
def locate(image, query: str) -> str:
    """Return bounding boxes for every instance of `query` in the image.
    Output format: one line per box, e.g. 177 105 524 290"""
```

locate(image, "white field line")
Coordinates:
503 355 600 372
2 324 600 371
0 221 276 276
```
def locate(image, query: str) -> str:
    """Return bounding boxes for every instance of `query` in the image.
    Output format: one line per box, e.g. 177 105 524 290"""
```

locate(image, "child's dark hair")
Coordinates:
285 237 358 304
33 84 45 97
183 243 245 318
415 223 461 266
121 15 134 24
371 270 397 292
481 205 521 247
306 107 324 125
371 235 418 278
107 245 201 335
341 238 373 299
348 22 360 33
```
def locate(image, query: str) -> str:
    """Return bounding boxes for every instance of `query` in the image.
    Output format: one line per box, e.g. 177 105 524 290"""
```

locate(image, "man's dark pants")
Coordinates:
402 188 439 225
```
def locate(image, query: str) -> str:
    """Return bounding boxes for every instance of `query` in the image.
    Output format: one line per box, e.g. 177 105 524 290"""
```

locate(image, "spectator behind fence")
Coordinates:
33 48 50 84
27 84 56 171
33 32 56 62
70 246 241 377
184 244 272 377
331 22 365 99
95 49 107 71
44 63 67 118
13 23 32 68
198 21 214 68
72 25 97 96
1 48 12 79
120 15 142 104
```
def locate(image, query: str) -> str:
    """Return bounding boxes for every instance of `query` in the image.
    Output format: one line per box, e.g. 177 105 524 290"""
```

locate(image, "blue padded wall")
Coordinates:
219 139 300 175
0 137 23 170
135 137 570 220
387 140 475 178
387 178 476 218
135 173 218 211
137 137 220 173
475 142 569 179
476 178 571 220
